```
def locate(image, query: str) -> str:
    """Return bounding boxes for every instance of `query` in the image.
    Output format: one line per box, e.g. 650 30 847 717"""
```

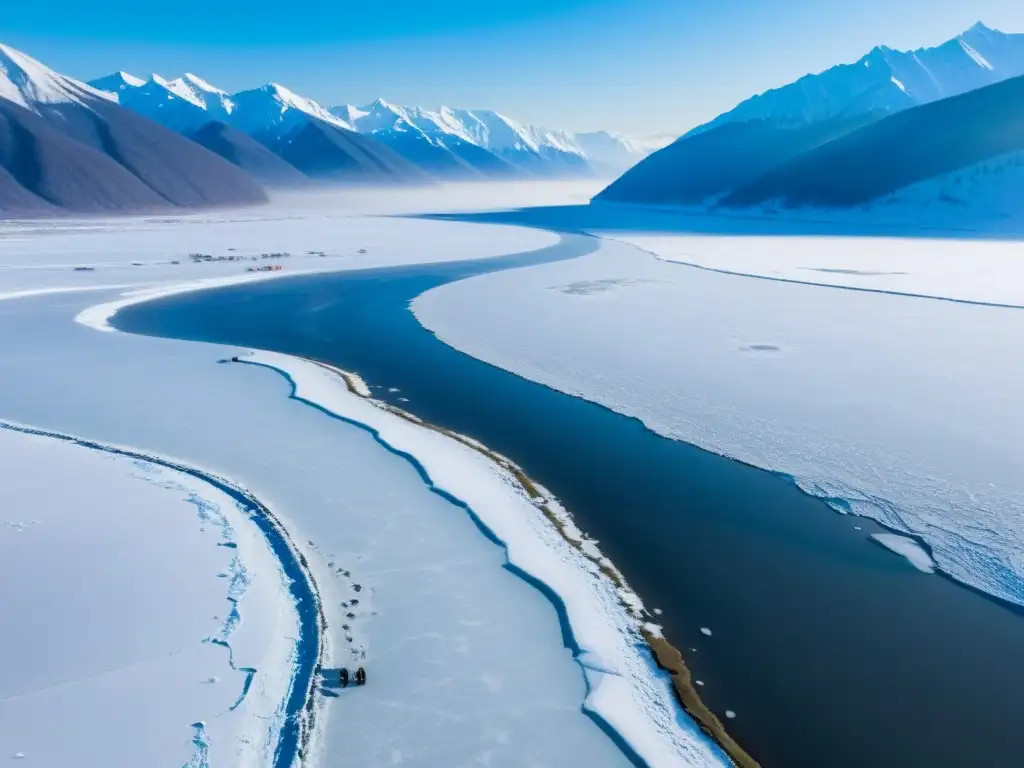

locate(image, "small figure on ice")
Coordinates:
339 668 349 688
355 666 366 686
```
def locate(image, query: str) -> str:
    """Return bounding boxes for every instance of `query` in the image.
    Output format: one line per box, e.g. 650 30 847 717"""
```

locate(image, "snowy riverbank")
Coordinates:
69 238 726 766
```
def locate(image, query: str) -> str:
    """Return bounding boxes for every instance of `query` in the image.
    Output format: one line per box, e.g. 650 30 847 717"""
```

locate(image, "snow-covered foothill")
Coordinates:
412 234 1024 608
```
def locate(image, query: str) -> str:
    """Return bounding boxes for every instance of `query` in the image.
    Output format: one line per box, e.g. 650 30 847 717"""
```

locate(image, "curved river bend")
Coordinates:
116 234 1024 768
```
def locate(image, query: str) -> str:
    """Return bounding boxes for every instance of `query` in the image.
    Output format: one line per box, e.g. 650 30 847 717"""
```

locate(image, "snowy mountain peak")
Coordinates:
151 75 205 107
690 23 1024 134
964 21 995 36
180 73 225 95
228 81 353 138
370 97 398 112
115 71 144 88
162 73 234 114
0 42 113 110
332 97 645 173
87 70 145 94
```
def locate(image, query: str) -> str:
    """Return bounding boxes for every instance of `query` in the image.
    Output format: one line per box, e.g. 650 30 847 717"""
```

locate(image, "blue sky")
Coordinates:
4 0 1024 135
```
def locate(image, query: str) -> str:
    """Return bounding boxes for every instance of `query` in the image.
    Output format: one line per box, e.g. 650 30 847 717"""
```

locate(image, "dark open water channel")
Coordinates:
117 235 1024 767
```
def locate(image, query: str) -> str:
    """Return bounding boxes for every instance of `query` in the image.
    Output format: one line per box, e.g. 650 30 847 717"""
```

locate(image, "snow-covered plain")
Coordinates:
413 233 1024 608
0 427 296 767
0 186 723 767
612 229 1024 306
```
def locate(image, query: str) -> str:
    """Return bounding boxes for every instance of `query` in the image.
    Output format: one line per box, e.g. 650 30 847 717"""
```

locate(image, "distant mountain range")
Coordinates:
599 22 1024 214
11 22 1022 221
0 41 653 216
89 72 651 182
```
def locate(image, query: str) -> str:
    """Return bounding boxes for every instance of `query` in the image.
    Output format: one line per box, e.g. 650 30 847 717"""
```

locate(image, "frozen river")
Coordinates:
115 233 1024 767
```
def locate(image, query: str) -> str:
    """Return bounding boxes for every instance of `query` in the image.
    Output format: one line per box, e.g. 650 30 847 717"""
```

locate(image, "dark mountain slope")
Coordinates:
446 138 525 177
40 97 268 207
597 113 880 205
724 73 1024 208
0 164 58 215
363 129 486 179
272 120 433 183
187 121 309 187
0 99 171 213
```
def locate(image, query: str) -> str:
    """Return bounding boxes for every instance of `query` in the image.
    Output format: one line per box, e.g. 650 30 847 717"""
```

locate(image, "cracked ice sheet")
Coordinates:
0 429 293 767
412 235 1024 607
0 208 638 766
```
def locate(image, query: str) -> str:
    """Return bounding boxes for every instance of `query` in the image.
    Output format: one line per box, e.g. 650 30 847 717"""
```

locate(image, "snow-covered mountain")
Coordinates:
89 68 649 181
329 100 523 178
335 99 649 176
90 73 350 139
2 44 116 111
0 43 266 215
89 73 430 184
693 21 1024 135
720 72 1024 210
600 22 1024 208
228 82 352 141
89 71 145 94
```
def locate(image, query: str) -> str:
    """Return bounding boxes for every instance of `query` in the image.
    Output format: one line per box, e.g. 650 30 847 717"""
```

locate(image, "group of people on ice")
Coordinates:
338 667 366 688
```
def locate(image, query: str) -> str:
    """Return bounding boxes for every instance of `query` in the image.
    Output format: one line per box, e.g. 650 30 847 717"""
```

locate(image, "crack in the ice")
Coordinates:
0 420 325 768
184 721 210 768
135 475 259 718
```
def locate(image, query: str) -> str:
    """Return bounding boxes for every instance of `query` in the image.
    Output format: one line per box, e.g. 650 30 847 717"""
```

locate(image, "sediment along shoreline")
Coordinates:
296 356 758 768
225 349 728 768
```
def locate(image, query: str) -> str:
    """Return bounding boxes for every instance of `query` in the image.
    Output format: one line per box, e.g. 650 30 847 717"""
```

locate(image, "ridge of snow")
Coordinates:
88 71 146 98
120 71 145 87
336 97 646 169
104 71 145 89
181 73 227 95
149 74 205 108
228 82 353 137
958 40 995 70
0 43 115 110
164 74 234 115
